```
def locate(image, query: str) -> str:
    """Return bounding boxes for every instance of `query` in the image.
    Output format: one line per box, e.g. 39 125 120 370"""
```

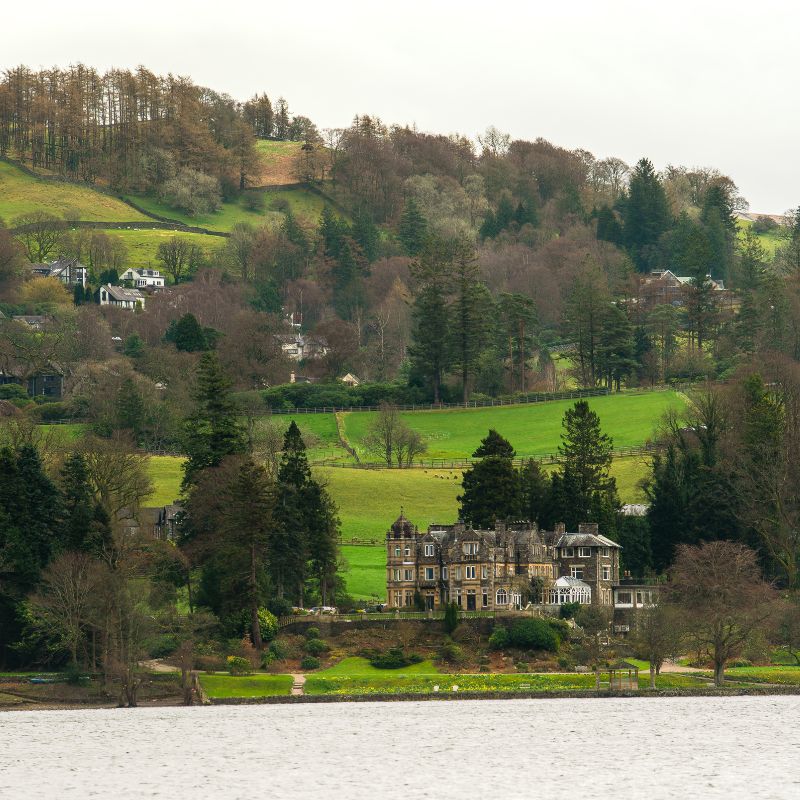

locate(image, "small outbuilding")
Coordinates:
605 660 639 691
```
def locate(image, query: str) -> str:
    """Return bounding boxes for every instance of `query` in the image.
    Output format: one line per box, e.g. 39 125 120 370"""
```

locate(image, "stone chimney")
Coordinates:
578 522 599 535
554 522 566 535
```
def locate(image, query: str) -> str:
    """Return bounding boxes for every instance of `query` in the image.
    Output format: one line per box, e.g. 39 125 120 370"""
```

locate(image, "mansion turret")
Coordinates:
385 515 620 611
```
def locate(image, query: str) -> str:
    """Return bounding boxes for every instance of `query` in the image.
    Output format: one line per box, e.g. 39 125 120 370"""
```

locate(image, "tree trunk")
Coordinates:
714 660 725 687
595 667 601 690
250 541 263 650
649 666 656 689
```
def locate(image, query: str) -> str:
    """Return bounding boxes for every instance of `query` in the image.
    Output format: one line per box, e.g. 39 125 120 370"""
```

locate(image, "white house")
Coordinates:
277 332 329 362
30 258 87 287
119 268 166 289
548 576 592 606
99 284 146 310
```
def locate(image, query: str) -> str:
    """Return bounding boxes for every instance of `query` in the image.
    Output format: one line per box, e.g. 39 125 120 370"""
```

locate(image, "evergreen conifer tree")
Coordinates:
458 431 521 528
182 353 246 488
60 452 95 551
351 208 379 262
398 197 428 256
622 158 672 272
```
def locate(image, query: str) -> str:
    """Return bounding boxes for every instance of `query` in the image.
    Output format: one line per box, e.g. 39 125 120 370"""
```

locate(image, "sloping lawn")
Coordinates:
0 160 149 222
199 673 293 698
714 667 800 685
314 657 440 677
343 391 684 461
339 546 385 600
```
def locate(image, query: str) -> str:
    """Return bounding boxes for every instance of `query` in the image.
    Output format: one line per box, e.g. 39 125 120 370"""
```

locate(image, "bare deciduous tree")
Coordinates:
669 540 777 686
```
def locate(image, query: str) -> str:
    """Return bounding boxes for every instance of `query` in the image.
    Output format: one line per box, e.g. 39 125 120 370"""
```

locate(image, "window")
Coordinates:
394 547 401 557
570 566 584 579
578 547 592 558
442 567 448 580
465 566 476 579
456 590 462 607
393 569 401 581
463 542 478 555
563 547 575 558
425 567 435 581
602 565 611 581
404 591 413 607
496 588 508 605
617 592 632 604
481 565 488 579
482 590 488 608
424 544 434 557
455 566 462 581
636 591 643 605
601 547 610 557
403 569 413 581
403 547 411 557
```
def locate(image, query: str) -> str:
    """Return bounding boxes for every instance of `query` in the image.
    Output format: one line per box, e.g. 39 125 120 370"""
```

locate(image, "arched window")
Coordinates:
496 588 508 606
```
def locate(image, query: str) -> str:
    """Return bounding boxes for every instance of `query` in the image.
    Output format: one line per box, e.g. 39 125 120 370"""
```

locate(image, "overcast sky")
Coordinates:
4 0 797 212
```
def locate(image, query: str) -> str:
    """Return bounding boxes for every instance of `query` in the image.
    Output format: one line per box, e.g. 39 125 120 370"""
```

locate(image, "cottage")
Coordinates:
340 373 361 387
385 515 620 611
29 258 88 287
12 315 49 330
119 267 166 289
98 284 146 310
276 331 329 362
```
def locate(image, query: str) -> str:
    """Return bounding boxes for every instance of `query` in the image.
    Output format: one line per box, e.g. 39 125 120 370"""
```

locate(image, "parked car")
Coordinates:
308 606 338 615
363 604 386 613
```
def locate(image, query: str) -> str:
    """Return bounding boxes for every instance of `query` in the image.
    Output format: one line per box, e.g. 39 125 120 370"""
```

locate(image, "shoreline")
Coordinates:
3 684 799 711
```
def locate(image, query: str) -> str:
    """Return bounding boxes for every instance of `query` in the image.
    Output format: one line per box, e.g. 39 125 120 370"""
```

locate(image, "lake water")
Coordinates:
1 696 799 799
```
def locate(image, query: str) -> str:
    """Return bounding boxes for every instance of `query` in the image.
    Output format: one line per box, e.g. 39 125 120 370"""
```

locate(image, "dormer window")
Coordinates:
463 542 478 555
563 547 575 558
424 544 435 557
578 547 592 558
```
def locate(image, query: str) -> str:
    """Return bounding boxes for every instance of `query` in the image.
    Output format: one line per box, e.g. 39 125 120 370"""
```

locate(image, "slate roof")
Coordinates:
104 285 145 303
554 532 620 549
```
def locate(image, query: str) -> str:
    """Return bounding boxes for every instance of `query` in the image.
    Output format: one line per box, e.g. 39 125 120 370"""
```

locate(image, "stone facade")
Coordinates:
385 515 620 611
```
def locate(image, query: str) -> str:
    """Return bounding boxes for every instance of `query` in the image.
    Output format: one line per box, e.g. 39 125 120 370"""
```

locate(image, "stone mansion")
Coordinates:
385 514 620 611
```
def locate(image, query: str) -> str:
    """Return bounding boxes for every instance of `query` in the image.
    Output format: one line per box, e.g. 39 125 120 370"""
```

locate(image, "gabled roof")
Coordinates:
103 284 145 302
555 533 620 549
553 576 591 589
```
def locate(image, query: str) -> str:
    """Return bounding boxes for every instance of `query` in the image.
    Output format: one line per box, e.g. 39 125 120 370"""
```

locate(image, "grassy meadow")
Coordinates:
0 160 149 223
100 228 225 271
253 140 304 185
199 673 293 698
342 390 684 460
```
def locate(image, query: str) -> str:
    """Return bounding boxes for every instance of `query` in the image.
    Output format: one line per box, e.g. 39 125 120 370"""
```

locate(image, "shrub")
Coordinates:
438 641 463 665
226 655 252 676
557 656 573 670
305 626 320 640
0 384 29 404
489 626 510 650
63 664 90 686
257 608 278 642
547 618 570 641
305 638 329 656
160 167 221 216
196 655 225 673
443 602 460 634
242 191 266 212
515 662 529 672
559 602 581 620
32 401 72 421
300 656 320 670
509 618 560 652
268 639 290 661
370 647 418 669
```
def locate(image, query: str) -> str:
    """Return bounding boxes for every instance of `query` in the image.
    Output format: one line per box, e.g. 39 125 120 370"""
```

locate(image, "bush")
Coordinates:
305 638 329 656
242 191 266 212
226 655 252 676
508 618 560 652
489 626 510 650
305 626 320 640
559 602 581 620
32 401 72 421
515 662 529 672
196 655 226 673
160 167 221 216
63 663 90 686
370 647 418 669
0 384 29 403
257 607 278 642
268 639 290 661
300 656 320 670
547 618 570 641
438 641 463 665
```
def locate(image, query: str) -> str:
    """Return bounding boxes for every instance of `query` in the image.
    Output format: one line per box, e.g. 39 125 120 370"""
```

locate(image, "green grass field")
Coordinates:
0 161 149 223
737 217 784 257
342 391 684 461
199 673 293 698
95 228 225 271
303 660 710 695
339 545 387 599
145 455 185 506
